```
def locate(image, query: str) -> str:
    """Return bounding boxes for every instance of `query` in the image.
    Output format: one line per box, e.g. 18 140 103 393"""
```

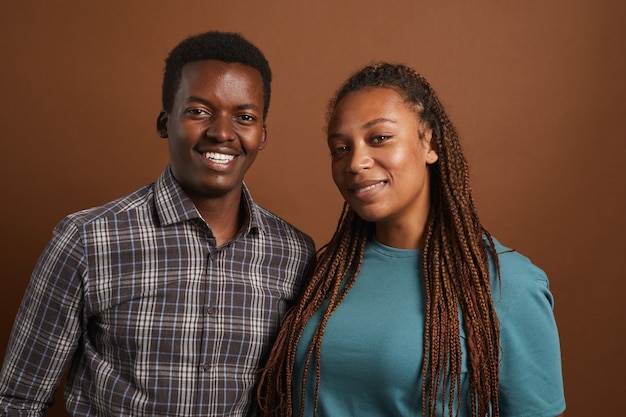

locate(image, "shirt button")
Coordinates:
206 307 215 315
202 363 211 372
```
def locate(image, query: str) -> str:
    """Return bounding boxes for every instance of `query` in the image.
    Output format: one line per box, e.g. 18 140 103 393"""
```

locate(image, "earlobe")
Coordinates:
156 111 169 138
426 149 439 164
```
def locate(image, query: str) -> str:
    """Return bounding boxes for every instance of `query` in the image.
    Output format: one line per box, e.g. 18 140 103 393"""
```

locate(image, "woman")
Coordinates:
258 63 565 417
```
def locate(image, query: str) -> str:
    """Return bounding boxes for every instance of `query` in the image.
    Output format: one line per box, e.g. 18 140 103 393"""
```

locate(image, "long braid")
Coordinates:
423 86 500 416
258 205 372 416
258 62 501 417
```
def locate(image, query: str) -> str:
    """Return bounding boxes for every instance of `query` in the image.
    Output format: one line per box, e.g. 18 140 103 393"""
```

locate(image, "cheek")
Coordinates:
239 128 265 149
168 136 191 155
383 148 415 173
392 144 428 167
330 162 343 186
169 121 196 143
388 151 406 166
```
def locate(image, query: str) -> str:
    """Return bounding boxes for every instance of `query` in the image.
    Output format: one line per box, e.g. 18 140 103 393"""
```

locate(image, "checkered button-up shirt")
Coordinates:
0 167 315 416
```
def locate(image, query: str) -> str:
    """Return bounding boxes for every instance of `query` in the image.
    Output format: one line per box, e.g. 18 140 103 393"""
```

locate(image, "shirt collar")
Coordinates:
240 180 265 235
154 166 265 235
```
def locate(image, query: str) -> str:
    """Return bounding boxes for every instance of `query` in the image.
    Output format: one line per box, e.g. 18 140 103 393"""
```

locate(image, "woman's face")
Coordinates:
327 87 438 235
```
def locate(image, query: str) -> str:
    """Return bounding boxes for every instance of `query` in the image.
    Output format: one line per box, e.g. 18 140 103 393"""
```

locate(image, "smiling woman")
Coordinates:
258 62 566 417
327 87 438 249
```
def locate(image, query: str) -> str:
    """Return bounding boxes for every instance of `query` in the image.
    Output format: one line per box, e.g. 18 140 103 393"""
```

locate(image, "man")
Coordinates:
0 31 315 416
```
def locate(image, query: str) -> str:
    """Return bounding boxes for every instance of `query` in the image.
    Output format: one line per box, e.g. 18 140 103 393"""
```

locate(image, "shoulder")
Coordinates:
488 237 555 320
254 204 315 250
490 237 549 288
55 183 155 233
489 239 566 415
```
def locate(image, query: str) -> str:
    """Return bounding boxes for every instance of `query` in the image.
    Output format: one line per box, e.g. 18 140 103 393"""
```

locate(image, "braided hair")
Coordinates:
258 62 500 417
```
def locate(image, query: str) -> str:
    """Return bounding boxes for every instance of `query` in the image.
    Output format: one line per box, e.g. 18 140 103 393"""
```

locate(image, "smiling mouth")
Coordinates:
204 151 236 163
351 181 387 194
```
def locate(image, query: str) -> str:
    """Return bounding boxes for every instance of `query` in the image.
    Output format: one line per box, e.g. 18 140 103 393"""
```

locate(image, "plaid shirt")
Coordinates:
0 167 315 416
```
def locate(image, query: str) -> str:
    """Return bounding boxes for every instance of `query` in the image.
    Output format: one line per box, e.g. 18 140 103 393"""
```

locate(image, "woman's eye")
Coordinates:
372 135 390 143
330 145 349 156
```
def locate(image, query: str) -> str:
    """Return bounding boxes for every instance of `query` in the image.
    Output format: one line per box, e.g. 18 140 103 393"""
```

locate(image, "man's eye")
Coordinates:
237 114 255 122
187 108 208 116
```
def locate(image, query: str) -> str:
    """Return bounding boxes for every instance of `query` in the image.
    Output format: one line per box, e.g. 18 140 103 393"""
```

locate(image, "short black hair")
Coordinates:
161 31 272 119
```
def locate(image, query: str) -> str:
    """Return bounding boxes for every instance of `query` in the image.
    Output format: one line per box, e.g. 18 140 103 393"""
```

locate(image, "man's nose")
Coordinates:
206 115 235 142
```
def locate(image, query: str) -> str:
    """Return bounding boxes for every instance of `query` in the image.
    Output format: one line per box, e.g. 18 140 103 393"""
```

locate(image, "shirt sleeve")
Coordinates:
494 251 566 417
0 217 86 415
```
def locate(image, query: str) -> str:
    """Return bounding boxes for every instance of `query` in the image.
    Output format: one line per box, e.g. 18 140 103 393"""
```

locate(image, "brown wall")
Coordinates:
1 1 624 416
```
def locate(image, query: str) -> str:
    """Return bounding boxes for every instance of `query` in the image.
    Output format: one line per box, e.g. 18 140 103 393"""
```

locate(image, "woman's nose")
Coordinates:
346 145 373 173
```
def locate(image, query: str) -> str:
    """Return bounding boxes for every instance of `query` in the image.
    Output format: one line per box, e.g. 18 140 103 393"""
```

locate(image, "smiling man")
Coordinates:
0 31 315 416
157 57 269 245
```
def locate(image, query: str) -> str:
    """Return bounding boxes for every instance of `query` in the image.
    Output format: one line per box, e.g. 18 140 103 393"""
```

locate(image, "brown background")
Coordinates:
1 1 624 416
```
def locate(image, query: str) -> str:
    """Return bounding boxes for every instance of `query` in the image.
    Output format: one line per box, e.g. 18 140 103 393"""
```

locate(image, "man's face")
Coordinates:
158 60 267 204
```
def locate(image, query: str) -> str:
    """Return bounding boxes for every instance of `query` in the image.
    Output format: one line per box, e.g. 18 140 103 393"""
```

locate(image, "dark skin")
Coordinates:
157 60 268 245
327 87 438 250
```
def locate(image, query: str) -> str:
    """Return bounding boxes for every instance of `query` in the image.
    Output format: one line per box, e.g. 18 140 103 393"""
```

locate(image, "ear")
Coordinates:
156 111 169 138
426 148 439 164
258 124 268 150
422 128 439 164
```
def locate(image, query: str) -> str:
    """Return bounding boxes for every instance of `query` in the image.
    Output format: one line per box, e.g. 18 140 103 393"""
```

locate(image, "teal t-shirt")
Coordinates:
293 238 565 416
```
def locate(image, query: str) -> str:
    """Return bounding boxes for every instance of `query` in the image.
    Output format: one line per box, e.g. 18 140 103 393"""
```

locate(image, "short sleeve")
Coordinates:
494 249 566 417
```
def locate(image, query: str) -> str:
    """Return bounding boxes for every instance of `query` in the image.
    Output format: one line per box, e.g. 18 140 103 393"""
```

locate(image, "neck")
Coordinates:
375 222 427 249
192 192 245 247
374 205 430 249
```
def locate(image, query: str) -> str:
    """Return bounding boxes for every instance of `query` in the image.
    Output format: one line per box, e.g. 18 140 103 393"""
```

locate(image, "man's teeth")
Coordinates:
204 152 235 162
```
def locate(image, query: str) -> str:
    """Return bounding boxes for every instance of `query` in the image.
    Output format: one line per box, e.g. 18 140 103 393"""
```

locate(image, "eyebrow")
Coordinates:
328 117 397 140
363 117 397 129
186 96 261 112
